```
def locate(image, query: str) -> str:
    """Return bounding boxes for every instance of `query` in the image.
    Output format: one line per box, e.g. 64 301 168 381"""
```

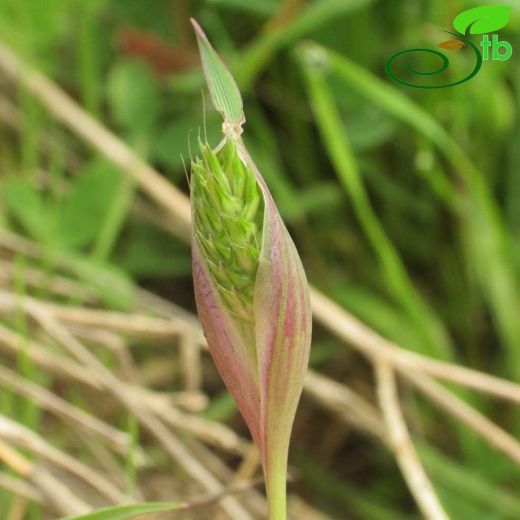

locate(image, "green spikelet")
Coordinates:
192 138 264 322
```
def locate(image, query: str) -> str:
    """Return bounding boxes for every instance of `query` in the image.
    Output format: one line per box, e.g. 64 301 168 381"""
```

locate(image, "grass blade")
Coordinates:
60 502 185 520
237 0 375 89
298 47 452 359
420 443 520 519
299 41 520 378
191 18 244 127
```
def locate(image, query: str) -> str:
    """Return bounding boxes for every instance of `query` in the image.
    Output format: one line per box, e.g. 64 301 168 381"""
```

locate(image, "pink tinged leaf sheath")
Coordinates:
238 141 312 480
192 139 312 470
191 237 262 449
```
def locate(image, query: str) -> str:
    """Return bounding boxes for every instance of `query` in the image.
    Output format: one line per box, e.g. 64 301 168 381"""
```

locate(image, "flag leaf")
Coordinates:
191 19 245 126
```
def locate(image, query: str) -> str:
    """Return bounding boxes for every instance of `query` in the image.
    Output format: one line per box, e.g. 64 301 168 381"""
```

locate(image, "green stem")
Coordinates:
266 458 287 520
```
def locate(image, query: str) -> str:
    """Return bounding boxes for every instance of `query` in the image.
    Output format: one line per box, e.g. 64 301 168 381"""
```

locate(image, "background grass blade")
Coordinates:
299 41 520 378
60 502 185 520
299 47 452 359
236 0 376 89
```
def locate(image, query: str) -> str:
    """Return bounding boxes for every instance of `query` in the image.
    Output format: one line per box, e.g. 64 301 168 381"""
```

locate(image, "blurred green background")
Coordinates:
1 0 520 518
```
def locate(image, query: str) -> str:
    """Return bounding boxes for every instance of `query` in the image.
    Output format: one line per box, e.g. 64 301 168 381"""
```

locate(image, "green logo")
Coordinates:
386 5 513 89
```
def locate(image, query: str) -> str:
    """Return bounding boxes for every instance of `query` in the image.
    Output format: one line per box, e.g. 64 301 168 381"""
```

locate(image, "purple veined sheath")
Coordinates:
190 19 312 520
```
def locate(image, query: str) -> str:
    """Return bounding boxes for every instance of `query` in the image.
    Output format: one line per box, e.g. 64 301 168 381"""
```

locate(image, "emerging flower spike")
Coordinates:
192 139 263 324
190 20 312 520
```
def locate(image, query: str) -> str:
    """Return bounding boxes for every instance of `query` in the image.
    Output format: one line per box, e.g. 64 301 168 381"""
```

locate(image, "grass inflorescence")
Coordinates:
192 138 264 322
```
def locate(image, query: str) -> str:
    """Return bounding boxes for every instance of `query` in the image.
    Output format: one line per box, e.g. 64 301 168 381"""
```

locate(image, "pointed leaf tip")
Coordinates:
190 18 208 44
191 18 245 128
